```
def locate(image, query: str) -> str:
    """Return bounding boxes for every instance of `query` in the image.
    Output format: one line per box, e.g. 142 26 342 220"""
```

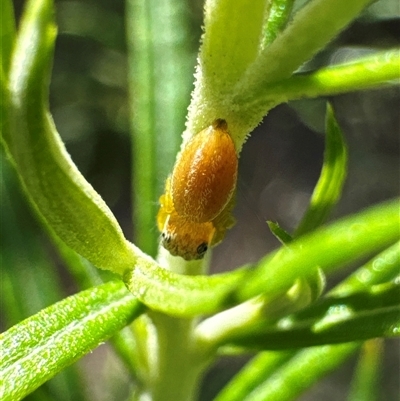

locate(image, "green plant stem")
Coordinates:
126 1 210 399
131 251 214 400
137 311 211 401
201 0 266 93
185 0 268 149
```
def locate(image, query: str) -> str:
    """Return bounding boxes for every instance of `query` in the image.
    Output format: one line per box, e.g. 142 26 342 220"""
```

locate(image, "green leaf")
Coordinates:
0 281 144 401
224 282 400 350
2 159 139 381
237 199 400 302
215 256 395 401
295 103 348 236
185 0 268 151
124 200 399 317
196 239 399 354
194 275 326 352
347 340 384 401
1 160 64 324
239 0 375 95
241 343 359 401
201 0 267 93
214 351 294 401
331 241 400 296
269 102 348 306
262 0 295 49
215 243 399 351
267 221 293 244
269 103 347 306
253 50 400 105
124 264 249 317
2 0 137 275
1 163 87 401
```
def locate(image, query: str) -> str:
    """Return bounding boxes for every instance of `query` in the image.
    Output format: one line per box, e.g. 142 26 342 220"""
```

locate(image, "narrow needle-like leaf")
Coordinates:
295 104 348 236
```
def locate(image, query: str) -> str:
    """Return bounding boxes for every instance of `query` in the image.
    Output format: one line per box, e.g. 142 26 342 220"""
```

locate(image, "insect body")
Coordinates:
157 119 238 260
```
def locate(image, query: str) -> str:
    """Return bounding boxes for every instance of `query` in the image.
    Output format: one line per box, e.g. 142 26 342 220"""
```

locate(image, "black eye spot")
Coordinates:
196 243 208 256
161 232 171 243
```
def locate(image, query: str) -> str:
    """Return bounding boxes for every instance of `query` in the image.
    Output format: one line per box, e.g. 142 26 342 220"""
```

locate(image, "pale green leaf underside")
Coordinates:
2 0 137 275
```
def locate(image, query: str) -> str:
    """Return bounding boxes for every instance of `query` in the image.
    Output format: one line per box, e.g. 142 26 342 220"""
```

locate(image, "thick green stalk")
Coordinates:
186 0 377 154
137 311 211 401
185 0 268 151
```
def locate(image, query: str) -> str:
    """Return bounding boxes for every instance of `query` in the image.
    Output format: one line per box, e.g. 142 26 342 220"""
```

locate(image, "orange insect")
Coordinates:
157 119 238 260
